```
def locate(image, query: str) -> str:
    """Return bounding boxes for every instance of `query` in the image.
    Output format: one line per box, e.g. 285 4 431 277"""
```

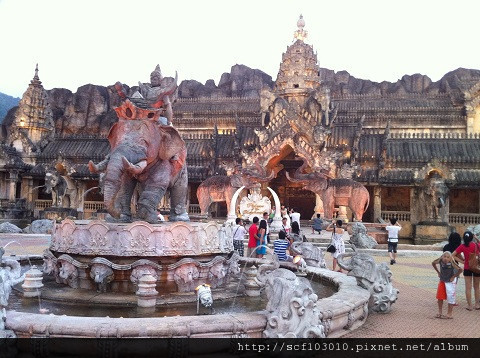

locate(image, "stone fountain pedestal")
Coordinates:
44 219 238 294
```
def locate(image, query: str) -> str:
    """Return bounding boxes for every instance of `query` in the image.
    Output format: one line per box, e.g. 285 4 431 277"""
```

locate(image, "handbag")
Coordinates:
468 243 480 274
326 244 336 253
326 228 336 253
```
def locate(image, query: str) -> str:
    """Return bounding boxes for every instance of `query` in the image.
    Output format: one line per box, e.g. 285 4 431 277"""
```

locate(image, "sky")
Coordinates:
1 0 480 98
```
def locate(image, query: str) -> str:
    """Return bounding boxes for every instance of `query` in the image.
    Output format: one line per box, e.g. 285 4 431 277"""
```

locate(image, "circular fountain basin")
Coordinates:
5 266 370 338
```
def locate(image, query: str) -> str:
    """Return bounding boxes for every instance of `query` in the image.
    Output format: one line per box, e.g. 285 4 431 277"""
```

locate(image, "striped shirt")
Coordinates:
273 239 290 261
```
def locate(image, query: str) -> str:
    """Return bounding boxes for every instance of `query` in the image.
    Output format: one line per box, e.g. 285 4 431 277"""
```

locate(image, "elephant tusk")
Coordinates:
88 160 99 173
122 157 147 175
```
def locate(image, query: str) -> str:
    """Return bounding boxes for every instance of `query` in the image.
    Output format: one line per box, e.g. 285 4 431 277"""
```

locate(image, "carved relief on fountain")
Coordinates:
51 219 233 257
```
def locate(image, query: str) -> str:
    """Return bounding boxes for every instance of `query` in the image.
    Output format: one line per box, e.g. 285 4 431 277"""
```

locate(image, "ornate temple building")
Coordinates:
1 16 480 241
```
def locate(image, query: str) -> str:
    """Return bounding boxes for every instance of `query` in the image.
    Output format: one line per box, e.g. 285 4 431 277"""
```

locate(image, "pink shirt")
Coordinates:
455 242 480 270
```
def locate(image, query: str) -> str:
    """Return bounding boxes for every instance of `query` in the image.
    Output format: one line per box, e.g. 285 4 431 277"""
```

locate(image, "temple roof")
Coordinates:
37 136 110 162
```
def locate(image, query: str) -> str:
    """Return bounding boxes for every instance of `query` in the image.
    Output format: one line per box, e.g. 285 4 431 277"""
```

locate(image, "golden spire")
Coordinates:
293 14 308 42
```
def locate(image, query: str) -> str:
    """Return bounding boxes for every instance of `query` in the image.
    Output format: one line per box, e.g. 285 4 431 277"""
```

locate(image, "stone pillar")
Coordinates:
410 187 418 225
337 206 348 222
373 186 382 222
244 265 261 297
22 266 44 298
314 194 324 217
76 182 86 213
136 274 158 308
7 172 18 202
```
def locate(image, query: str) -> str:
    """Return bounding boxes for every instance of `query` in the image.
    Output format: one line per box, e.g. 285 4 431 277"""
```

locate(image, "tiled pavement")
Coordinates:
2 232 480 338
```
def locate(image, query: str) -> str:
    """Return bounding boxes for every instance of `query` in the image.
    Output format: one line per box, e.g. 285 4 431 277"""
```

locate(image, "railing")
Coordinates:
35 200 53 209
381 211 411 222
449 214 480 225
189 204 201 215
84 201 105 211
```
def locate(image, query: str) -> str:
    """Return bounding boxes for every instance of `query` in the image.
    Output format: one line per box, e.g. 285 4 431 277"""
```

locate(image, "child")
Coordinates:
432 251 462 319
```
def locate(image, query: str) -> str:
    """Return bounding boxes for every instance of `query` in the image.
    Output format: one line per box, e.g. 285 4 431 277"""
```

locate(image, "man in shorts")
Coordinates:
386 217 402 265
232 217 247 257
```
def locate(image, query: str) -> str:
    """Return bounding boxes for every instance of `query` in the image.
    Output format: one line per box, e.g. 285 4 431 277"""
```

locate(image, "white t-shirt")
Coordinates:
386 225 401 243
291 212 301 227
233 225 247 241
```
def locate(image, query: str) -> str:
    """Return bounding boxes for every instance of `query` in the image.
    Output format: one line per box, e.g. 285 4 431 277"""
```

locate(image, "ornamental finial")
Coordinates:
294 15 308 42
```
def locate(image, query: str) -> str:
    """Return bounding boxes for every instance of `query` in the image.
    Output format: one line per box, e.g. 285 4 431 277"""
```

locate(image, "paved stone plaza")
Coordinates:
1 231 479 338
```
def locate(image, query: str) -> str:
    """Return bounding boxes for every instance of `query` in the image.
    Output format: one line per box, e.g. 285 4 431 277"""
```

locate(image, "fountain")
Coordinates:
2 66 398 344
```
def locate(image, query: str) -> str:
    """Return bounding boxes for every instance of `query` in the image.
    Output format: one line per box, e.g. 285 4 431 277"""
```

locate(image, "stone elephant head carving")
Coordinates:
290 242 326 268
173 263 199 292
130 265 159 286
89 263 114 293
89 99 189 223
58 260 79 289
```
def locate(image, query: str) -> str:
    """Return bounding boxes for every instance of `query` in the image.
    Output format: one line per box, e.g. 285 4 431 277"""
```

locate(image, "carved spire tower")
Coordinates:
10 64 54 153
274 15 321 99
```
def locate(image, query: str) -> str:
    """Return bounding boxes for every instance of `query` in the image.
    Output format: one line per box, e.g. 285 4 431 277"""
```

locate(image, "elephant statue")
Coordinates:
286 159 369 221
337 252 398 313
290 242 327 268
196 162 275 217
89 263 114 293
44 171 78 209
88 97 189 224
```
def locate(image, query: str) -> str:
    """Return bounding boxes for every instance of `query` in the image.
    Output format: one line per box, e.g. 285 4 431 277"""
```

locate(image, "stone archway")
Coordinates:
265 146 316 220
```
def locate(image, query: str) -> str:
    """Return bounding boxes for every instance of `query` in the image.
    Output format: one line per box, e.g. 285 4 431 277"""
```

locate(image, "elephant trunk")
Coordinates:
103 149 145 218
285 171 306 184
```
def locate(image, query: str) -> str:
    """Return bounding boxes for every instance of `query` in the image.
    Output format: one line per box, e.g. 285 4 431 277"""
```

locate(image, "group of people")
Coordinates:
231 207 347 274
433 230 480 319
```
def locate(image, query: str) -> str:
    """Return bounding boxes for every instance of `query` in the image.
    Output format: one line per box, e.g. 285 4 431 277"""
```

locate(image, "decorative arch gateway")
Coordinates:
236 15 364 219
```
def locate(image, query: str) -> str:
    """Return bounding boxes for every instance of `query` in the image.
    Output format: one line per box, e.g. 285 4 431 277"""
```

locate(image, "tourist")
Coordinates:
385 218 402 265
247 217 260 258
281 205 291 227
281 217 291 235
326 220 346 272
289 221 305 243
443 232 462 253
312 213 323 234
232 218 247 257
268 207 275 224
452 231 480 310
290 208 301 228
256 220 268 259
432 251 462 319
273 229 293 262
262 212 271 243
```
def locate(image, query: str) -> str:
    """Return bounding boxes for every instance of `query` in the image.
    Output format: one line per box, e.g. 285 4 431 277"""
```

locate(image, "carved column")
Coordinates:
373 186 382 222
76 182 86 213
7 172 18 202
314 194 324 217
